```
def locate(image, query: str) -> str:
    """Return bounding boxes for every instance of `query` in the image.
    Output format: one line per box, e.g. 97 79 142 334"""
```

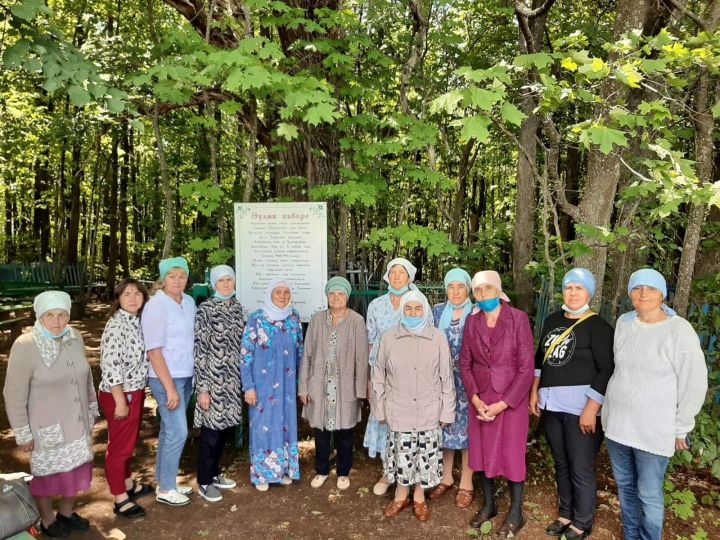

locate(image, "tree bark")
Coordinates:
570 0 672 306
153 103 175 258
66 134 84 264
511 0 549 313
673 0 720 316
119 123 131 277
106 131 120 294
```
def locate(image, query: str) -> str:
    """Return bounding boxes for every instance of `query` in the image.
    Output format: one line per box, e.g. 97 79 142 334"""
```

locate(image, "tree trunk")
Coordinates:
33 147 51 260
66 135 84 264
511 1 549 313
572 0 672 305
153 103 175 259
119 124 131 278
242 101 258 202
674 0 720 316
106 131 120 295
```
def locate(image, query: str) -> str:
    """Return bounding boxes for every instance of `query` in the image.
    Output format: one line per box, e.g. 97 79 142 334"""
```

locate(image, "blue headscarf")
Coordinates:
562 268 596 297
438 268 473 331
620 268 677 321
159 256 189 280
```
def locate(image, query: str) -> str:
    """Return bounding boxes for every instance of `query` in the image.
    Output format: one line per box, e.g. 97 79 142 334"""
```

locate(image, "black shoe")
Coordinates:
40 520 70 538
470 506 498 528
127 481 154 500
56 511 90 530
561 527 590 539
113 498 147 520
496 514 526 538
546 519 571 536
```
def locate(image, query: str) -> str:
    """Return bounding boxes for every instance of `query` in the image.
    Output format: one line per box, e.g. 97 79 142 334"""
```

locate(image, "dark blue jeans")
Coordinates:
605 438 669 540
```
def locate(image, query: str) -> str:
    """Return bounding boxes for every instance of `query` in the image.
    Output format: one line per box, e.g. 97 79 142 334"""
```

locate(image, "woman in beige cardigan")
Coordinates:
299 276 369 491
3 291 98 538
371 290 456 522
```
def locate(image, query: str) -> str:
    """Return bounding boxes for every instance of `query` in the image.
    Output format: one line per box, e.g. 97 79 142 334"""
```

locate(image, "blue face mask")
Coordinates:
214 291 235 300
41 326 70 339
389 285 410 296
476 297 500 312
402 315 424 328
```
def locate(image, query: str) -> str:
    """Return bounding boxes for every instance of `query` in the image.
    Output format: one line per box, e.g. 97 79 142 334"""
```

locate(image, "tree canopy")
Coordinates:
2 0 720 316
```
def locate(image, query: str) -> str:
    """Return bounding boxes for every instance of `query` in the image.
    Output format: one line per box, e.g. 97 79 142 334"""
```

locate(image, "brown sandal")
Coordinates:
384 498 411 518
413 500 430 522
429 482 454 500
455 487 475 508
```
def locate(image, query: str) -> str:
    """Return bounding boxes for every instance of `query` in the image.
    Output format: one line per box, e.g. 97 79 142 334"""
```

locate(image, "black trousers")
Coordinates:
543 410 604 532
197 426 234 485
314 428 354 476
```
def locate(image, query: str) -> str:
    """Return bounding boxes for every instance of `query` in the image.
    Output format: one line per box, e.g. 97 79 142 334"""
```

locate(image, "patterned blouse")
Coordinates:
193 297 248 430
323 311 340 431
100 309 147 393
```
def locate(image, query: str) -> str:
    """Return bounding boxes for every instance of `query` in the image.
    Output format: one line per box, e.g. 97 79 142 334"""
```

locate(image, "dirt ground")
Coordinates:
1 302 718 540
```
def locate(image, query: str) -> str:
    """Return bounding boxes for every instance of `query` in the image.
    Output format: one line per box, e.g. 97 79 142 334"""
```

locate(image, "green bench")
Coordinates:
0 302 33 342
0 263 102 298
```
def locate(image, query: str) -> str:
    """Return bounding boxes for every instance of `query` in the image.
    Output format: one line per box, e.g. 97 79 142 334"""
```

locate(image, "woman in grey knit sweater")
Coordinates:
602 268 707 540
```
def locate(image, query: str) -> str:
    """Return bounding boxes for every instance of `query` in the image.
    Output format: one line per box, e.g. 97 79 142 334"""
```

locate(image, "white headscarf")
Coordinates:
31 291 75 368
382 257 417 284
210 264 235 289
400 290 431 335
33 290 72 318
263 279 293 321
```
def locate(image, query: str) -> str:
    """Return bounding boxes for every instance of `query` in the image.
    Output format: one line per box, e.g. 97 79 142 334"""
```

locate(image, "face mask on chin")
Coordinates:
562 303 590 316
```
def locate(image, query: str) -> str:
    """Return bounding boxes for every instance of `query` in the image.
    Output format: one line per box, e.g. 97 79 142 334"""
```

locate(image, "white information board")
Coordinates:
234 202 328 322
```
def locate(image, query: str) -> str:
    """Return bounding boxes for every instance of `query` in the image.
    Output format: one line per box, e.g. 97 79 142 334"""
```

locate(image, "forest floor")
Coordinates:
1 302 719 540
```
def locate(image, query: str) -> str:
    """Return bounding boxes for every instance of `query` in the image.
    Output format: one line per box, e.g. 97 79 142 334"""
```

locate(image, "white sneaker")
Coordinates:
337 476 350 490
156 489 191 506
280 475 293 485
176 485 193 496
212 475 237 489
255 483 269 492
310 475 328 488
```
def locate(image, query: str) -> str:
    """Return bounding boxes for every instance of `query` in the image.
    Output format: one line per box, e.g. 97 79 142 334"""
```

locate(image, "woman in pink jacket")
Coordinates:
460 271 534 538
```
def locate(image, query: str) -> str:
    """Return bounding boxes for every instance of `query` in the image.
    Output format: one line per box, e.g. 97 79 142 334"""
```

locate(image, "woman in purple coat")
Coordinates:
460 271 534 538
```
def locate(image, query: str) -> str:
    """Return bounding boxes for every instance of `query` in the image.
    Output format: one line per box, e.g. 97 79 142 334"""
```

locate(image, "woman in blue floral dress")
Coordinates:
365 257 433 496
240 279 304 492
429 268 474 508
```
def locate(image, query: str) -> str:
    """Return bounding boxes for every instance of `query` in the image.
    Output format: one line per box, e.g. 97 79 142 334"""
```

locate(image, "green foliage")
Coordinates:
2 0 130 114
367 225 459 259
664 480 697 520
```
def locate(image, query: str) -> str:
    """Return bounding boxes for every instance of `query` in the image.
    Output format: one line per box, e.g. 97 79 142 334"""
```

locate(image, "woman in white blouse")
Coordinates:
99 278 151 519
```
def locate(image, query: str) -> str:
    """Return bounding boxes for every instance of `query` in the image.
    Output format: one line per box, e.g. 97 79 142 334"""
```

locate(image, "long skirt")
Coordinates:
30 461 93 498
383 429 443 488
468 386 529 482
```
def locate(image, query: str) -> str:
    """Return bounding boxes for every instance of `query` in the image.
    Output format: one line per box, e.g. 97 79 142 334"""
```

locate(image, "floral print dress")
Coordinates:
240 308 304 485
432 303 469 449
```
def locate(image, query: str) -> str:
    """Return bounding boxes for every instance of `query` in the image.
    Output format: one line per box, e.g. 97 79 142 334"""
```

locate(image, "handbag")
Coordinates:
0 478 39 539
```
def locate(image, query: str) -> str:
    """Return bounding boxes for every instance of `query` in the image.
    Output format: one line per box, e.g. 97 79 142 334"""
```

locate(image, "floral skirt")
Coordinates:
384 429 443 488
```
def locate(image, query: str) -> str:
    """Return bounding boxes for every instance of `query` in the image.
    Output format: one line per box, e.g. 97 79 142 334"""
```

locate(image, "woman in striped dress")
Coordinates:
193 265 248 502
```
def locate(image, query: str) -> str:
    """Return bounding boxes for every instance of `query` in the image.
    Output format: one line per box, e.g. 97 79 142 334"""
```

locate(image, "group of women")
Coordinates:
2 255 708 540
